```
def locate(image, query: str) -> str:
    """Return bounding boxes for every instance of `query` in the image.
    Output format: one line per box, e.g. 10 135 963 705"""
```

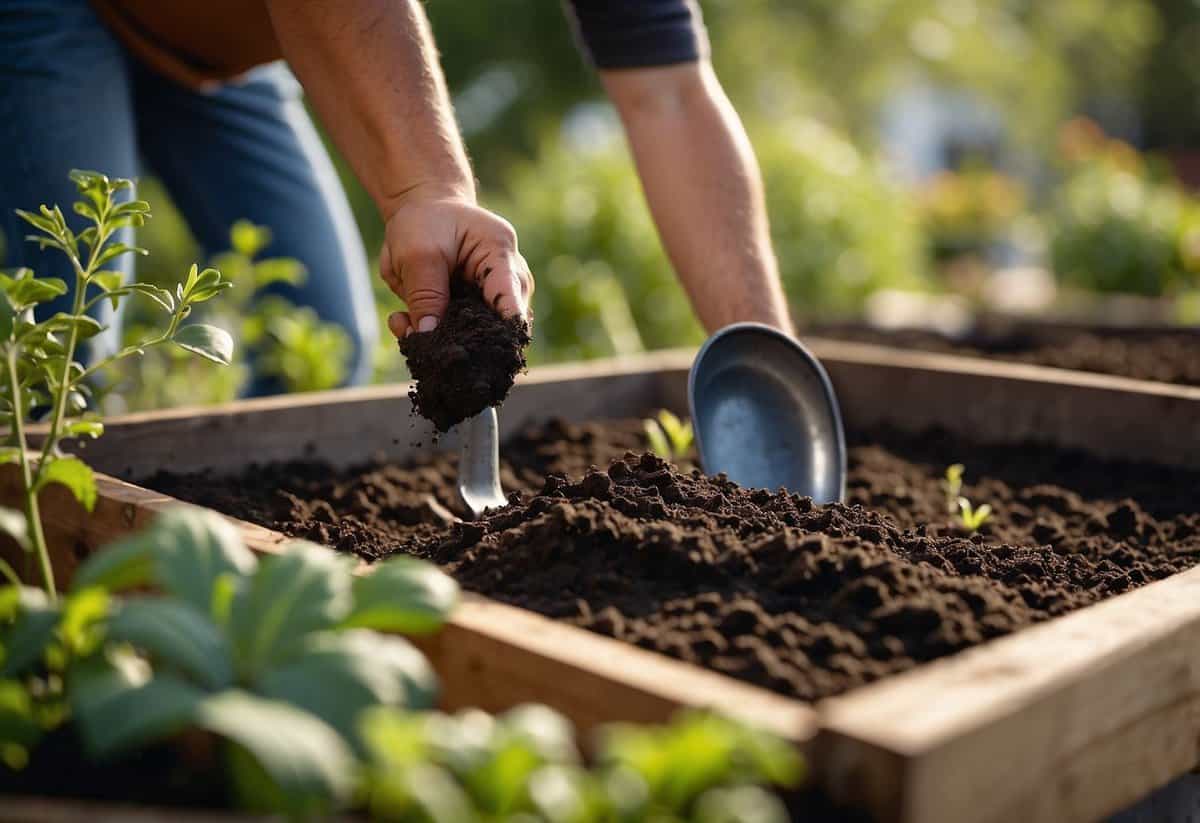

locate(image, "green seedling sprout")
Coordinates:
957 496 993 533
643 409 694 461
0 171 234 597
941 463 964 514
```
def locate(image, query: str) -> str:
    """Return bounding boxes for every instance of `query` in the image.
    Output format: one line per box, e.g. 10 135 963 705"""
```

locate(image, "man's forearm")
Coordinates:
264 0 475 217
602 63 791 334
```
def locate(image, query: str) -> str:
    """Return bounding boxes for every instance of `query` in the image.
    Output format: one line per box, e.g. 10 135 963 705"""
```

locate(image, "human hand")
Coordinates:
379 190 534 338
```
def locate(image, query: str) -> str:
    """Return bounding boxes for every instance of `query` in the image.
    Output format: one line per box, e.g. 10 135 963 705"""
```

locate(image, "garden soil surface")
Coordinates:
811 322 1200 386
149 418 1200 705
397 277 531 431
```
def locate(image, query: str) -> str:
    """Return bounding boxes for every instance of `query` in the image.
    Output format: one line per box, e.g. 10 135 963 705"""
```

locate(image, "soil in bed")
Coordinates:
398 277 531 431
810 322 1200 386
147 419 1200 703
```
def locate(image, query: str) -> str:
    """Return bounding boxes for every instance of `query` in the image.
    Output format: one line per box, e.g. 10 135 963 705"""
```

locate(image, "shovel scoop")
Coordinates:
456 407 506 519
688 322 846 503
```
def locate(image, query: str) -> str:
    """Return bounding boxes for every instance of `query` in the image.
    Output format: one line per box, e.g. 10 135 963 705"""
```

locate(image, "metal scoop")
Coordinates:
456 407 506 519
687 322 846 503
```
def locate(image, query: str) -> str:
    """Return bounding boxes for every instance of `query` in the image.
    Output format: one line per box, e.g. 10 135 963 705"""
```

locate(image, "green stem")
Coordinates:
7 348 53 598
0 556 20 588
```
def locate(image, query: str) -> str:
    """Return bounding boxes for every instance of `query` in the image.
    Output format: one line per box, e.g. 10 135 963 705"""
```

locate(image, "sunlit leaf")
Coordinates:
342 556 459 635
0 506 30 552
36 456 96 512
107 598 233 690
0 588 59 677
173 324 234 365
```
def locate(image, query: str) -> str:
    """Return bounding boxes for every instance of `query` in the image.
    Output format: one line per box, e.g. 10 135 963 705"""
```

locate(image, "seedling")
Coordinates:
643 409 694 461
0 171 234 598
941 463 964 514
957 496 993 533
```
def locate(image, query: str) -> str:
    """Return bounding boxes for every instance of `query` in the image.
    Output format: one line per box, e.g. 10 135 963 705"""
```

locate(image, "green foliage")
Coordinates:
114 220 352 411
362 707 804 822
1048 120 1199 296
644 410 694 462
0 172 234 597
942 463 992 532
2 506 458 816
755 121 930 318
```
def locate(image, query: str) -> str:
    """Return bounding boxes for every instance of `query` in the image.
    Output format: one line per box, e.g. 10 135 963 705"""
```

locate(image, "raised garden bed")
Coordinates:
11 342 1200 822
810 321 1200 387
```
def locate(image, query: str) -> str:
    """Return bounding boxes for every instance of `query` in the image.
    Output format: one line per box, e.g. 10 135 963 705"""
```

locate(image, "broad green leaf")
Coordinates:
500 705 579 765
14 209 58 238
252 258 306 288
89 271 123 307
45 312 104 340
70 652 203 758
6 278 67 309
58 587 110 657
367 763 479 823
0 506 30 551
257 630 436 750
693 785 790 823
65 420 103 439
126 282 174 312
359 706 431 769
229 541 353 676
107 598 233 690
93 242 147 269
72 506 256 612
0 678 41 749
0 588 59 677
197 690 356 816
174 324 234 365
342 556 459 635
37 456 96 512
230 220 271 258
527 765 597 823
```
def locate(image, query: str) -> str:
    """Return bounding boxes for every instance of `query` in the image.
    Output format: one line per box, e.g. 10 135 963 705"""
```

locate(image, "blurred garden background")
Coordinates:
124 0 1200 409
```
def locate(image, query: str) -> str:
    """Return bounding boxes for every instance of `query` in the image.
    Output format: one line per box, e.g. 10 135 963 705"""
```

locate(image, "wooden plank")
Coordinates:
815 562 1200 823
69 352 692 479
0 465 815 747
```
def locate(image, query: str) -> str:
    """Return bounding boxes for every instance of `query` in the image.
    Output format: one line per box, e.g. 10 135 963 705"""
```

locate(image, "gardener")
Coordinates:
0 0 791 391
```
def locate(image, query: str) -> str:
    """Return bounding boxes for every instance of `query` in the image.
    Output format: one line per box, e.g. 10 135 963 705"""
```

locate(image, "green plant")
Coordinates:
114 220 352 410
644 409 694 462
361 706 804 822
0 171 234 598
1 506 459 816
941 463 965 514
956 497 993 533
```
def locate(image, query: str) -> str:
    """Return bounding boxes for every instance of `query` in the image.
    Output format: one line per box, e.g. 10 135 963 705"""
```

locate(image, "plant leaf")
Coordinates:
196 690 357 816
252 258 307 288
174 324 234 365
643 419 671 460
0 678 42 750
0 506 30 552
107 598 233 690
70 651 204 758
45 313 104 340
693 785 790 823
229 541 353 677
93 242 147 269
257 630 437 750
0 587 59 677
0 292 14 341
342 556 459 635
6 278 68 309
126 282 175 312
37 456 96 512
65 420 104 439
230 220 271 258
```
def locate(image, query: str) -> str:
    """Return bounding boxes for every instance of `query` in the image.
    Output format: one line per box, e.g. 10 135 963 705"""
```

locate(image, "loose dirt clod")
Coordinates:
398 277 531 431
147 419 1200 702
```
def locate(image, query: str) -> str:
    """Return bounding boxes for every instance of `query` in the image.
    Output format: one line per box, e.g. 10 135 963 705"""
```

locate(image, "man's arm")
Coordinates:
263 0 531 336
601 62 792 334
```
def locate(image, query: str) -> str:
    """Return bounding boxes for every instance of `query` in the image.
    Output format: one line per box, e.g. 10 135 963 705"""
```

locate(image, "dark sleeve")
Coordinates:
564 0 710 70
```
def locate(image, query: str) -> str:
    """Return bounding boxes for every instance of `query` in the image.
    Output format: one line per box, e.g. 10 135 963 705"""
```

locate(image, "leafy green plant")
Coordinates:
113 220 352 410
2 505 459 816
361 706 804 822
643 409 694 462
0 171 234 597
942 463 991 532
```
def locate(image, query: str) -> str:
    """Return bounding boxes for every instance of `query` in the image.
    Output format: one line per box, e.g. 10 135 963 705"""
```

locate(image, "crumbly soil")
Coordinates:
398 277 531 431
147 419 1200 704
810 322 1200 386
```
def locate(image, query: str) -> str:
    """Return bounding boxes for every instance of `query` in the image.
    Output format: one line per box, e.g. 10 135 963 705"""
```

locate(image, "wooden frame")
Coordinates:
10 340 1200 822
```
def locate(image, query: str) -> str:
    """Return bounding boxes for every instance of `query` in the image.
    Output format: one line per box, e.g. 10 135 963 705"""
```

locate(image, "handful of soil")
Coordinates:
399 278 531 431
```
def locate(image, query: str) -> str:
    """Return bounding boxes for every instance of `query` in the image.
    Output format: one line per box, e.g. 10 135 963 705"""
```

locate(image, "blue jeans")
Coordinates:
0 0 378 393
